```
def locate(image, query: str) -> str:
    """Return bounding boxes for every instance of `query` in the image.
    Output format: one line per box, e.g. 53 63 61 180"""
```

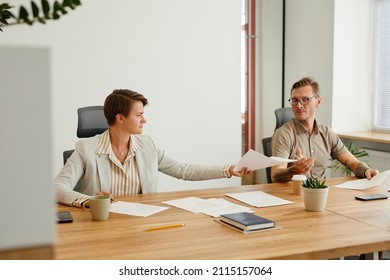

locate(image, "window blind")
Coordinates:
373 0 390 130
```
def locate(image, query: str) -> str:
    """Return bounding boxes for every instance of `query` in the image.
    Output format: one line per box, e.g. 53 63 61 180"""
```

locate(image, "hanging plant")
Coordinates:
0 0 82 31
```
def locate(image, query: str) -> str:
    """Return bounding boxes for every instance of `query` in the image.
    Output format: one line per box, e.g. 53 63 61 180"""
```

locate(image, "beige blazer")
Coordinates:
55 134 227 206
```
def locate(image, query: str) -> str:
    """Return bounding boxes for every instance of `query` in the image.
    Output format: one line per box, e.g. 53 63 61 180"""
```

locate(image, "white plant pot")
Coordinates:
302 187 329 211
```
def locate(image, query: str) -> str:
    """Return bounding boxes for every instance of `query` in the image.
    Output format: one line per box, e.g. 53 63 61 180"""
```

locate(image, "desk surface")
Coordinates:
55 177 390 260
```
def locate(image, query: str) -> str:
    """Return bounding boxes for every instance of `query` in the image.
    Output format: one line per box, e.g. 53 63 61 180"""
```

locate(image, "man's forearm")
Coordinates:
353 162 370 178
344 159 369 178
272 166 296 183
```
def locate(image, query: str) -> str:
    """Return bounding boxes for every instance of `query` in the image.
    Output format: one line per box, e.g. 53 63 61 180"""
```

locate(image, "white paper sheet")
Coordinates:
110 201 169 217
334 169 390 190
201 198 254 217
162 197 253 217
226 191 293 207
233 149 296 171
162 197 215 213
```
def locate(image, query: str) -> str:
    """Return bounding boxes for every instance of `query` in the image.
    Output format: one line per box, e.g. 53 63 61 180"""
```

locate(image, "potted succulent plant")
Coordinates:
302 177 329 211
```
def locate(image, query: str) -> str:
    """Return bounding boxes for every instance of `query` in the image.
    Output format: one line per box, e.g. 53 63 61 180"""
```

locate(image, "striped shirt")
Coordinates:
96 130 143 196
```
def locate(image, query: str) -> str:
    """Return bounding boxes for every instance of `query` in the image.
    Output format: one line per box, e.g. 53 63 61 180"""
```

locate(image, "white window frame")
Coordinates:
373 0 390 131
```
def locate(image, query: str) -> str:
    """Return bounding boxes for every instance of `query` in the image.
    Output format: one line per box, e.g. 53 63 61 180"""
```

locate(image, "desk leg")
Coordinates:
373 252 379 260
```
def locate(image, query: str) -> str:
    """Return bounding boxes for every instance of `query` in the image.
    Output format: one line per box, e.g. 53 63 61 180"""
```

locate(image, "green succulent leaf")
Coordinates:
302 177 328 189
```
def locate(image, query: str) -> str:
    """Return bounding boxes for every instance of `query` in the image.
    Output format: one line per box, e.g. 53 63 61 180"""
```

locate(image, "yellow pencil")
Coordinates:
144 223 185 231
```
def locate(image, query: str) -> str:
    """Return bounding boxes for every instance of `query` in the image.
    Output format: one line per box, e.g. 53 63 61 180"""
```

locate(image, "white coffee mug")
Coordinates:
83 195 110 221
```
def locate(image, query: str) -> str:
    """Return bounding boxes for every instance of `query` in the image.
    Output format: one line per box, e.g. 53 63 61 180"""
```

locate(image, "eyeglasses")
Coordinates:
288 95 318 106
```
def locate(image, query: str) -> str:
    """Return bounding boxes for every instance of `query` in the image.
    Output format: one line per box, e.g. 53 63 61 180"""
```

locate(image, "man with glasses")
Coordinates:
271 76 379 183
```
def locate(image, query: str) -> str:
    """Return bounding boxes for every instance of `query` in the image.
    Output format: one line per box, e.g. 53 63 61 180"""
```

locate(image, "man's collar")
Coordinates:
293 118 322 135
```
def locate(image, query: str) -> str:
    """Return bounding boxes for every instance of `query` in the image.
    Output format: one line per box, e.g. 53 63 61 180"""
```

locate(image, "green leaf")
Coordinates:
18 6 29 20
62 0 72 8
53 12 60 20
38 17 46 24
31 1 40 18
0 3 13 10
1 0 82 30
302 177 328 189
4 10 15 20
41 0 50 18
54 1 67 15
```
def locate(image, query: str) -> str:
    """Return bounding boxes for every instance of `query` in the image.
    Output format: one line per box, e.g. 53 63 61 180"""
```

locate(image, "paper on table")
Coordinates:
162 197 215 213
201 198 253 217
110 201 169 217
334 169 390 190
226 191 293 208
162 197 253 217
233 149 296 171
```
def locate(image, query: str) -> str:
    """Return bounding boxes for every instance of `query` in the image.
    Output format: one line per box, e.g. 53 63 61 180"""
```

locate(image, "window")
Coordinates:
373 0 390 131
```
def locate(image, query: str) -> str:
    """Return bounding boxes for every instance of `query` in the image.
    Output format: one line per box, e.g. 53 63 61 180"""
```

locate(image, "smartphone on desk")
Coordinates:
57 211 73 223
355 194 388 201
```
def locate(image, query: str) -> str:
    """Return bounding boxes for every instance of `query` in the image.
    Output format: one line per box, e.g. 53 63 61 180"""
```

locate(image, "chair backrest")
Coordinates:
77 106 108 138
62 106 107 192
261 107 294 183
274 107 294 131
262 137 273 183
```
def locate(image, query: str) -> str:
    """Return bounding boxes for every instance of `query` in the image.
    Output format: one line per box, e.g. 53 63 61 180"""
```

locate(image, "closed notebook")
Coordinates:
220 212 275 231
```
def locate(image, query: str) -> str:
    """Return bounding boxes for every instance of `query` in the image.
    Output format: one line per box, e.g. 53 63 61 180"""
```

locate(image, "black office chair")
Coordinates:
76 106 108 138
262 137 273 183
262 107 295 183
62 106 108 191
274 107 294 131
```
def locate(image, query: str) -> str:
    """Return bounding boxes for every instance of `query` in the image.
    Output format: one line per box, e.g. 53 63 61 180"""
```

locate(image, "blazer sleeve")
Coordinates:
54 137 101 206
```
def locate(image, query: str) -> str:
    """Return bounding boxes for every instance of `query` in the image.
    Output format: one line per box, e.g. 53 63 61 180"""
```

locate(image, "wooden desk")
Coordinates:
337 131 390 145
55 178 390 260
326 179 390 231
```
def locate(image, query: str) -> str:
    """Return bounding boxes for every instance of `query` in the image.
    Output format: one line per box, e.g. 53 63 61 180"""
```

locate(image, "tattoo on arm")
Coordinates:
343 159 352 169
354 162 370 178
273 166 295 183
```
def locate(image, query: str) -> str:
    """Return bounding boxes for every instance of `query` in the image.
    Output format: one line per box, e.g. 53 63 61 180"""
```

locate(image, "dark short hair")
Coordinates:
290 76 320 95
104 89 148 126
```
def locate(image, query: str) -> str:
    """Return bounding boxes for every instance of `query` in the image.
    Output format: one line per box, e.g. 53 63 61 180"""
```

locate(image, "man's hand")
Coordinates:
293 147 315 174
365 168 379 179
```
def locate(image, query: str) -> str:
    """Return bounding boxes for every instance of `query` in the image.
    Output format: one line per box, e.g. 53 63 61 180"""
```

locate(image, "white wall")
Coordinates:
0 0 242 192
332 0 373 132
284 0 335 127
